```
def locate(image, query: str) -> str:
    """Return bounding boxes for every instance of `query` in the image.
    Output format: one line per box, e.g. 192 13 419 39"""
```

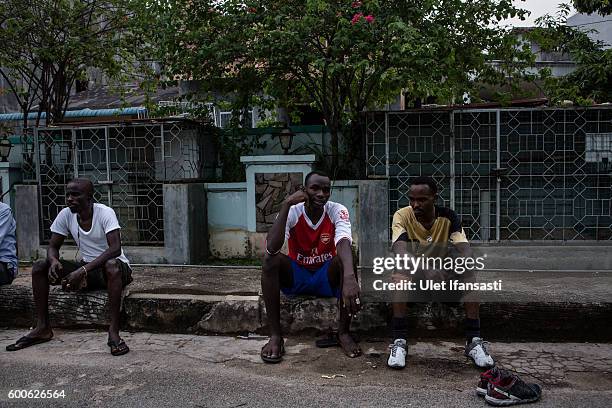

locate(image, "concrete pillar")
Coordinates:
240 155 316 232
357 180 389 268
358 180 389 302
14 184 41 261
163 183 208 264
0 162 22 207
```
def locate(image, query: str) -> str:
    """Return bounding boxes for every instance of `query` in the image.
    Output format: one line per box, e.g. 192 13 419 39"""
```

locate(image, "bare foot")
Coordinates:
338 332 362 358
108 330 121 345
26 326 53 340
261 335 285 362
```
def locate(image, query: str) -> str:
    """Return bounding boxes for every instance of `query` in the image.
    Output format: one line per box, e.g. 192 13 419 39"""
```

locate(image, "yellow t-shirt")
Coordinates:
391 206 468 257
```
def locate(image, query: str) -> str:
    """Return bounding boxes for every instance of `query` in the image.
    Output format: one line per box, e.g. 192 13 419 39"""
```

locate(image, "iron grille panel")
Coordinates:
366 108 612 241
29 122 209 245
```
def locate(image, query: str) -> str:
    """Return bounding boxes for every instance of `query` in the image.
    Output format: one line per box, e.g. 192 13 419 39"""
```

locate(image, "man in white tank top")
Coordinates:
6 178 133 356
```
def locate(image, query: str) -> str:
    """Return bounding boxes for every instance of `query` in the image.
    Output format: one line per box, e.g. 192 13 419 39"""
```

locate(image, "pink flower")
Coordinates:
351 12 363 25
352 1 362 8
365 14 375 23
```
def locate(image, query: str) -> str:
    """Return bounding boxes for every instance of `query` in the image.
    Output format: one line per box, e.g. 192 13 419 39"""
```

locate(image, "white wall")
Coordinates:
205 180 361 258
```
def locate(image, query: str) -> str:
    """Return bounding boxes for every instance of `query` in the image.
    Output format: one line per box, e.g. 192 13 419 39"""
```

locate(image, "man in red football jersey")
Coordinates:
260 170 361 363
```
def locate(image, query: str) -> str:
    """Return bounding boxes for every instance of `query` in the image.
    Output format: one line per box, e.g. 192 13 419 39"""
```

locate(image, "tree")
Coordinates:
572 0 612 15
0 0 135 128
527 4 612 104
143 0 532 175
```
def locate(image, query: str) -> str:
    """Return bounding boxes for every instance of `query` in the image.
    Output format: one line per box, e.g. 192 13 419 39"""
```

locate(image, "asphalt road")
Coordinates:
1 329 611 407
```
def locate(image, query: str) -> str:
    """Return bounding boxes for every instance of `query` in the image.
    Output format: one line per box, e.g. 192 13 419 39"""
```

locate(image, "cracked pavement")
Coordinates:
1 329 611 407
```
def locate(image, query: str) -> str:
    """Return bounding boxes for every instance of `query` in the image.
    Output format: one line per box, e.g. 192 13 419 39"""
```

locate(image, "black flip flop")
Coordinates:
6 335 52 351
315 332 339 348
107 338 130 356
316 332 361 348
260 338 285 364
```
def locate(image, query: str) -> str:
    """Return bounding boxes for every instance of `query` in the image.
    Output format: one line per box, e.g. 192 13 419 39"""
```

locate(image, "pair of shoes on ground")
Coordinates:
387 337 495 369
477 366 542 406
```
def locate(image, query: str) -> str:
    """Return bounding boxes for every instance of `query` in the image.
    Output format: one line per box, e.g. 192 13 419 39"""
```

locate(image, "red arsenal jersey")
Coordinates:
284 201 352 269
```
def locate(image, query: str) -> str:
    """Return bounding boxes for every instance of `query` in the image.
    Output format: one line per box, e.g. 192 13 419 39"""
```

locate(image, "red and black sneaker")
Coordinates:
485 372 542 406
477 367 502 396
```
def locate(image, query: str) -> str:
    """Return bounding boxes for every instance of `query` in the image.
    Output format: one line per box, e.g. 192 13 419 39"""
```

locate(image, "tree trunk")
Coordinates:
328 123 339 176
345 117 366 179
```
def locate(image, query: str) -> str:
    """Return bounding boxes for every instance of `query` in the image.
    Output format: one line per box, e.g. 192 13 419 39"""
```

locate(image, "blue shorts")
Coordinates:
281 259 340 298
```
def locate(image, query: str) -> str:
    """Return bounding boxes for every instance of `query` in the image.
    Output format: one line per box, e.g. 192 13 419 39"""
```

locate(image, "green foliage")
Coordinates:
527 5 612 105
572 0 612 15
138 0 533 176
256 118 284 129
0 0 137 126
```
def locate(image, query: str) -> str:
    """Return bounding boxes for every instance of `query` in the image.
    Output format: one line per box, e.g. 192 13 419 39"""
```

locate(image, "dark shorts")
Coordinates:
0 262 15 285
281 259 340 298
49 259 133 291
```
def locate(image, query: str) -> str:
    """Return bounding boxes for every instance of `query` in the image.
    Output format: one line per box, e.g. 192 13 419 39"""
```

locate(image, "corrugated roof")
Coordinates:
0 107 146 122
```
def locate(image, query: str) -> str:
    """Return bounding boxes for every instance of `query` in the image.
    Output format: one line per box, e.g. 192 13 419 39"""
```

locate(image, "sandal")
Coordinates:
6 335 52 351
315 331 339 348
260 338 285 364
316 332 361 348
107 338 130 356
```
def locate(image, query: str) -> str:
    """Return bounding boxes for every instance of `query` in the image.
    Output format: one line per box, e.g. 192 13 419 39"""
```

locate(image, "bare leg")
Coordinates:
261 253 293 360
328 257 361 357
105 259 123 344
28 260 53 339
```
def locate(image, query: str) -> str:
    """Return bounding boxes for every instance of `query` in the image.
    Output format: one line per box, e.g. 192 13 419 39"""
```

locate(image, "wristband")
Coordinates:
265 247 281 256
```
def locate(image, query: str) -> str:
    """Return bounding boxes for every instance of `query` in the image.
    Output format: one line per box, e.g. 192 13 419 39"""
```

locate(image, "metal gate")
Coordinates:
366 107 612 241
28 121 208 245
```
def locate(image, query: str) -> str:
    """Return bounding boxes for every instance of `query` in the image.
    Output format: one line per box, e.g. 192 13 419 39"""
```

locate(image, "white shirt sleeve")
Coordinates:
329 203 353 245
50 208 70 237
284 204 300 241
101 207 121 234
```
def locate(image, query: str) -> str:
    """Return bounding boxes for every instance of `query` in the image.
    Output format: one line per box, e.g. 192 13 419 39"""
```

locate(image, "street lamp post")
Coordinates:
278 125 294 155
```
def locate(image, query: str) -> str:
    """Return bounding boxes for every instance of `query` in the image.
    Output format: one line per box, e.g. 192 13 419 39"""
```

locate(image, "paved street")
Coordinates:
1 329 611 407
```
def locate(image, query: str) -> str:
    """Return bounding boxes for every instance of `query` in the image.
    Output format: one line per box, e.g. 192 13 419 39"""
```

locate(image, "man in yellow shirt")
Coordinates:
387 176 494 369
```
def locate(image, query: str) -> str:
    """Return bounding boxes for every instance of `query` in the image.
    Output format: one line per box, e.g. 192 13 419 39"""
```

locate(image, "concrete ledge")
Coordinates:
2 266 611 341
0 284 113 328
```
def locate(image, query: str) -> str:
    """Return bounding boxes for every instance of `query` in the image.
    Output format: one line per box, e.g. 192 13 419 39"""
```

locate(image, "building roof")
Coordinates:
67 83 181 110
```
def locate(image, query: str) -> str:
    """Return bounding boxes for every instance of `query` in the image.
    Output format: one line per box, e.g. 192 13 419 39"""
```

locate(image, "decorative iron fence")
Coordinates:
23 120 215 245
365 107 612 241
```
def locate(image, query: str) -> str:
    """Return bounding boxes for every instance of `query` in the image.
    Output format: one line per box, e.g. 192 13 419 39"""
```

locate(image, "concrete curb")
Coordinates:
2 284 611 341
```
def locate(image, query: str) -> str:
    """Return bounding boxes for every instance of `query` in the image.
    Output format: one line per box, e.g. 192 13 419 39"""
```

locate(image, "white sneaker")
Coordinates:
465 337 495 368
387 338 407 369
